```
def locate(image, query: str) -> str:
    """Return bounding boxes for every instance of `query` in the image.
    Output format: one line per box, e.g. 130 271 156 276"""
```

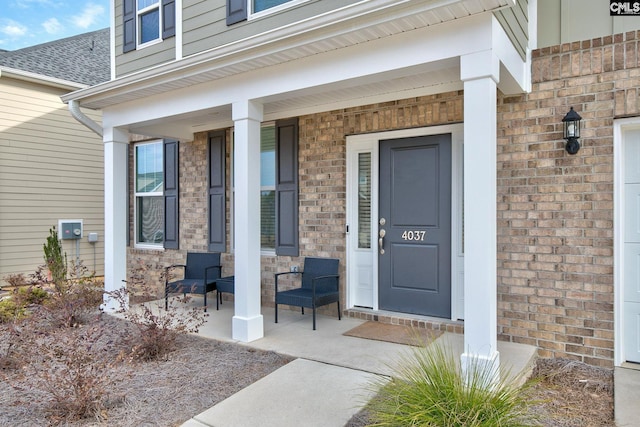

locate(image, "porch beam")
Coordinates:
102 126 129 311
231 100 264 342
460 51 500 381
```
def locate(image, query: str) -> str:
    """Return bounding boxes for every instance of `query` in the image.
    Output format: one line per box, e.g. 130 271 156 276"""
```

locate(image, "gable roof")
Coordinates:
0 28 110 86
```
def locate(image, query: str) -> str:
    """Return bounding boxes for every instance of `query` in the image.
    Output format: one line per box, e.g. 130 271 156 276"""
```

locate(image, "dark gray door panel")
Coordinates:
379 134 451 317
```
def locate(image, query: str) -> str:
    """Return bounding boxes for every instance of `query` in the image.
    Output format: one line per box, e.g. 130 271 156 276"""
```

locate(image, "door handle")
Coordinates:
378 229 386 254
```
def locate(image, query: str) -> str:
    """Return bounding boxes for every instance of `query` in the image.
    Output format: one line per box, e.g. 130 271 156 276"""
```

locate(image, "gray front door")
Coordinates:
378 135 451 318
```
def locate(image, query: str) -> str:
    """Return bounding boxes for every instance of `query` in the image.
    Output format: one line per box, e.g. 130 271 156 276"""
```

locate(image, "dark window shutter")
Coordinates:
123 0 136 53
227 0 247 25
164 139 179 249
208 131 226 252
275 118 299 256
162 0 176 39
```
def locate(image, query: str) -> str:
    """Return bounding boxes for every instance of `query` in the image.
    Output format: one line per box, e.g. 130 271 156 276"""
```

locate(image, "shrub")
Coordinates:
13 321 129 422
14 286 49 306
108 259 208 361
0 299 26 324
0 286 50 324
29 259 103 328
44 262 104 327
3 273 28 287
43 227 67 290
365 343 538 427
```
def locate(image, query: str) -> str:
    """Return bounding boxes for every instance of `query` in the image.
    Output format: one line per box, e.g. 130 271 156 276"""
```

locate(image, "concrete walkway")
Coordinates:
615 365 640 427
180 303 537 427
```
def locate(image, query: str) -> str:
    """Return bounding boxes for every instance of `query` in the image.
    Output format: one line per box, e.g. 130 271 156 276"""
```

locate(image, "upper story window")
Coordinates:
227 0 309 25
138 0 161 45
123 0 175 53
253 0 293 13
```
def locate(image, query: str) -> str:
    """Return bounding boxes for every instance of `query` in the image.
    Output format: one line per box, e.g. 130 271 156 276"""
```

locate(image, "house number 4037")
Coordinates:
401 230 425 241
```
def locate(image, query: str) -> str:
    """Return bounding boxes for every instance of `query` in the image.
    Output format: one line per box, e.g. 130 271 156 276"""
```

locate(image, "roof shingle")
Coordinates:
0 28 110 86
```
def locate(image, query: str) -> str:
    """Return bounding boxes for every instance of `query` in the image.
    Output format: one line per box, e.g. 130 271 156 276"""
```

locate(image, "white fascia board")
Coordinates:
129 121 198 142
0 66 87 91
102 13 494 129
63 0 512 106
491 15 529 94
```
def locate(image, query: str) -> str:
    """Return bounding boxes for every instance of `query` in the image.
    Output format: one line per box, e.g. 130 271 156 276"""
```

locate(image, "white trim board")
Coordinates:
346 123 464 320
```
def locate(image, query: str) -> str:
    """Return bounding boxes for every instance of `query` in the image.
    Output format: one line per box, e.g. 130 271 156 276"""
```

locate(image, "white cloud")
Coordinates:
0 21 28 37
71 3 105 29
14 0 60 7
42 17 62 34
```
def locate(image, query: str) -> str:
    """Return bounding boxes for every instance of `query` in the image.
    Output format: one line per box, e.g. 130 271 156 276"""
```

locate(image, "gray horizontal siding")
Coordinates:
494 0 528 60
114 0 177 77
114 0 364 76
183 0 362 57
0 77 105 282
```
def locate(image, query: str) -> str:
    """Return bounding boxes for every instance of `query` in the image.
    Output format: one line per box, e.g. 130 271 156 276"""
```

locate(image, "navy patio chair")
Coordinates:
274 257 341 330
165 252 221 312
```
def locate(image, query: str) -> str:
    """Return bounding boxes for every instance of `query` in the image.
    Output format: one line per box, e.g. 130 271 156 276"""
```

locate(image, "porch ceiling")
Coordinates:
130 59 462 138
64 0 513 117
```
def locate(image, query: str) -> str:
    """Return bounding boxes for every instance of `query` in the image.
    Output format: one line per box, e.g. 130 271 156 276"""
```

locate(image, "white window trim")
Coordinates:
137 0 163 49
249 0 311 20
134 140 164 250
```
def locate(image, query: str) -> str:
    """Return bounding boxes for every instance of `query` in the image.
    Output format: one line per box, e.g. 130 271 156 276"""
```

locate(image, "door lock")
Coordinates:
378 229 386 255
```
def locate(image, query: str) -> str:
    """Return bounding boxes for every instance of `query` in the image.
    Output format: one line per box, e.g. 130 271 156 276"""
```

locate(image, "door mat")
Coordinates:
343 321 443 346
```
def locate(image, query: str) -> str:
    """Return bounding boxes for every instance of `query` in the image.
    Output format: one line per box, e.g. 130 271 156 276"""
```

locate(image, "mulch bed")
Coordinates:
0 314 292 426
1 311 614 427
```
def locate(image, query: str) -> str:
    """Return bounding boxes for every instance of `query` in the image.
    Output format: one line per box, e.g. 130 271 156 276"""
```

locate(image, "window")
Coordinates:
358 153 371 249
135 141 164 246
227 119 299 256
123 0 175 53
138 0 160 45
133 139 179 249
231 125 277 251
260 126 276 250
227 0 308 25
253 0 294 13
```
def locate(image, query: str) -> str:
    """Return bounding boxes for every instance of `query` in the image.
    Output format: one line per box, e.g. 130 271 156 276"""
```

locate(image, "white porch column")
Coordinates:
232 100 264 342
102 126 129 311
460 51 500 379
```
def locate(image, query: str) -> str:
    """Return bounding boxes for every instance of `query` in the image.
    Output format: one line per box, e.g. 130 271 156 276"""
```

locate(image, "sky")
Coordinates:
0 0 110 51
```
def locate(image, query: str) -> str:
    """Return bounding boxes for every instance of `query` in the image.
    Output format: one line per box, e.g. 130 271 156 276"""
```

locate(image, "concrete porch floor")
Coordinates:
180 301 538 427
615 364 640 427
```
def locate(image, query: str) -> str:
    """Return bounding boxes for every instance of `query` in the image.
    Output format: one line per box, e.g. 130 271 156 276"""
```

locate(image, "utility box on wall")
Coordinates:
58 219 83 240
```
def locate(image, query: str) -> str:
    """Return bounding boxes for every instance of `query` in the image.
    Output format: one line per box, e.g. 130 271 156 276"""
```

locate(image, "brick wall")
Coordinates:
122 31 638 368
126 92 463 309
497 31 640 367
295 93 463 312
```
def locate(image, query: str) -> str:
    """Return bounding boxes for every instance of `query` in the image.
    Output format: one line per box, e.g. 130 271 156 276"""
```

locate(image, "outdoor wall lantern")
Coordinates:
562 106 582 155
